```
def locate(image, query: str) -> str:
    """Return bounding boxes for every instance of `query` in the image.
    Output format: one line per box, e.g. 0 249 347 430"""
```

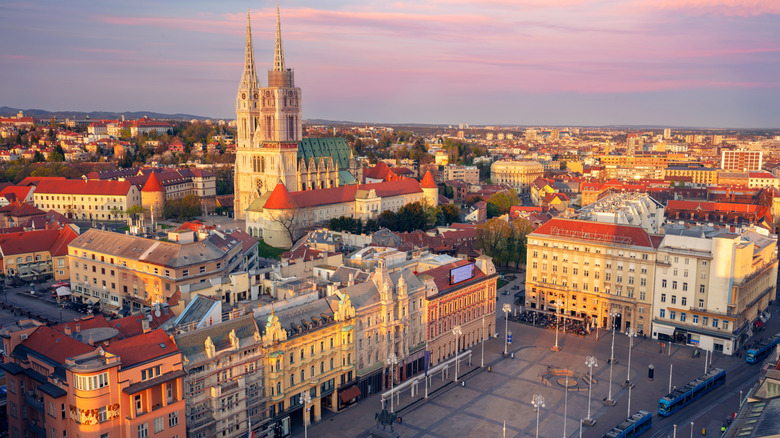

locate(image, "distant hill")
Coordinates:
0 106 213 121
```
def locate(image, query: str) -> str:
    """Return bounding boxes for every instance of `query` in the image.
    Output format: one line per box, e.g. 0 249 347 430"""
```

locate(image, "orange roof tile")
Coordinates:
34 179 133 196
21 326 94 364
532 218 654 248
103 329 177 368
141 171 164 192
264 182 297 210
420 171 437 188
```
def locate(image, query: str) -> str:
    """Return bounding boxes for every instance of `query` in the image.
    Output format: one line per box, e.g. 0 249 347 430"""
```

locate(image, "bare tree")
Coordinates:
270 207 302 248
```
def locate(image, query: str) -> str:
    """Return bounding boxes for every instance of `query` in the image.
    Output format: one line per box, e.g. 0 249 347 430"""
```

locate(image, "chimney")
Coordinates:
88 334 94 346
142 319 150 333
75 322 81 333
64 325 72 336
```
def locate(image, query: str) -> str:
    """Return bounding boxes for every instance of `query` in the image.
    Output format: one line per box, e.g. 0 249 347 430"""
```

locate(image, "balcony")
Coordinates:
26 393 45 412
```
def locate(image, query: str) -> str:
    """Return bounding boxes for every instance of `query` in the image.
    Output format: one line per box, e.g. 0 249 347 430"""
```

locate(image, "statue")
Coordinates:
374 408 397 432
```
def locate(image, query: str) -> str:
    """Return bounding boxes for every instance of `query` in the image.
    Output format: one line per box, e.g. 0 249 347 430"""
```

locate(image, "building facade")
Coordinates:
33 179 141 221
525 218 657 334
490 160 544 194
721 149 762 172
651 225 777 356
443 165 479 185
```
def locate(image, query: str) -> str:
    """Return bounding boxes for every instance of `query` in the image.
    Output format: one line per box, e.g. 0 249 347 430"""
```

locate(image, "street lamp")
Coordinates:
386 352 398 413
584 356 598 425
453 325 462 383
625 328 637 387
481 305 486 368
606 310 620 405
563 374 569 438
299 390 312 438
532 394 545 438
551 302 561 352
503 303 511 355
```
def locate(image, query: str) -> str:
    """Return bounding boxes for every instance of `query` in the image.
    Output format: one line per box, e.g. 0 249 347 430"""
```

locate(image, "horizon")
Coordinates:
1 1 779 129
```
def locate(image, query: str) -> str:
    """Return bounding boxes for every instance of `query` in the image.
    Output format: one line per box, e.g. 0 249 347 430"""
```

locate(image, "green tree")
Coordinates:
439 204 460 225
378 210 398 230
48 145 65 162
396 202 428 232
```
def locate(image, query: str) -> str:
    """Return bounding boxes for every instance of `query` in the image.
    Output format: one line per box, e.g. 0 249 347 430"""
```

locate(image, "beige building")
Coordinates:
33 179 141 221
443 165 480 184
67 228 254 313
490 160 544 193
525 218 657 334
257 292 356 435
652 225 777 356
176 314 268 438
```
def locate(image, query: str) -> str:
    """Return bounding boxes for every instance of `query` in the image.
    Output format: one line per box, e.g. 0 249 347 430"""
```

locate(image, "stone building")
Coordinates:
490 160 544 193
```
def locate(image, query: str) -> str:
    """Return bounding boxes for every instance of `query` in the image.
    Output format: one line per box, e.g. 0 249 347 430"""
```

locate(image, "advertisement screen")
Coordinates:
450 263 475 284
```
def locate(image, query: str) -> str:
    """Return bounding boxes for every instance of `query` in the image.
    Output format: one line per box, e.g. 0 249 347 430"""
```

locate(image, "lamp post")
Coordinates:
625 328 637 387
563 374 569 438
453 325 462 383
386 352 398 413
551 302 561 351
532 394 545 438
299 390 312 438
585 356 598 426
503 303 511 355
606 310 620 405
690 422 695 438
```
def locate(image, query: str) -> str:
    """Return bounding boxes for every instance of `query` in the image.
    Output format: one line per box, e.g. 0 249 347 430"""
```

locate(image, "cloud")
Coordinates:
629 0 780 17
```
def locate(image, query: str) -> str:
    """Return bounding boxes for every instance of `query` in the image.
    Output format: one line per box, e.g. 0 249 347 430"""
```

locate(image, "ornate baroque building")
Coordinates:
234 8 360 219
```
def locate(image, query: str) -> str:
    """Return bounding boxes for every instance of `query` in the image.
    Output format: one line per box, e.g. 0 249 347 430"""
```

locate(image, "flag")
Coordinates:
424 349 431 377
246 416 253 438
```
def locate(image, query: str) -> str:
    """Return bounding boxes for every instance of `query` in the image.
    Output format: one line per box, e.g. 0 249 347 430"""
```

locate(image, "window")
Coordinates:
141 365 161 381
168 411 178 427
199 266 206 274
681 297 687 306
640 278 646 286
135 395 143 414
680 313 686 322
138 423 148 438
154 417 164 434
703 316 708 326
290 374 294 386
672 281 678 290
661 294 666 303
182 269 189 277
669 311 676 320
671 295 677 304
693 314 699 324
698 299 704 308
699 285 705 293
723 321 729 330
683 283 688 291
640 291 646 301
712 319 718 328
74 372 109 391
660 309 665 318
662 279 667 288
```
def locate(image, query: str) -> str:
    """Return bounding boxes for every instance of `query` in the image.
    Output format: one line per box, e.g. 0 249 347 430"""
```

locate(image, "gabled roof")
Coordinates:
0 185 33 201
34 179 133 196
264 182 297 210
0 228 76 256
298 137 352 170
104 329 177 368
263 179 424 210
364 161 391 180
16 326 94 366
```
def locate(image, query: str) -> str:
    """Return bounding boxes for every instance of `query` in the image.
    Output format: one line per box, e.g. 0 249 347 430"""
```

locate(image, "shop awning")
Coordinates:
338 386 361 403
653 324 675 337
55 286 71 297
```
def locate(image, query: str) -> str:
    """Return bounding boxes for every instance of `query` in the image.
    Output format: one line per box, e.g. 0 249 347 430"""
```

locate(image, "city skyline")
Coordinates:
1 0 779 128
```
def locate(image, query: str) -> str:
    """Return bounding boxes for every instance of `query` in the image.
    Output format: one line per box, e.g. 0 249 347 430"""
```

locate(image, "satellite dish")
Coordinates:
155 309 161 318
147 314 153 322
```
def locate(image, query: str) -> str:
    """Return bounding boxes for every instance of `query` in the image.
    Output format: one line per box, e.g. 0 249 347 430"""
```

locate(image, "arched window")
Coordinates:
290 374 294 386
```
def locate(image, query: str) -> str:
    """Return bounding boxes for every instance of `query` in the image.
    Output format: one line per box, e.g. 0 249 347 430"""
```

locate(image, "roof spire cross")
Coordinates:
273 4 286 72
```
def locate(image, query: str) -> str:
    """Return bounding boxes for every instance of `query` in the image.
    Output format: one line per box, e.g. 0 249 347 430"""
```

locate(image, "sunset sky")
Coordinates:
1 0 779 127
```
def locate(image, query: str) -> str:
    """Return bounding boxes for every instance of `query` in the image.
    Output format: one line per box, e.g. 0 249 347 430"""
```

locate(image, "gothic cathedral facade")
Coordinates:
234 8 302 219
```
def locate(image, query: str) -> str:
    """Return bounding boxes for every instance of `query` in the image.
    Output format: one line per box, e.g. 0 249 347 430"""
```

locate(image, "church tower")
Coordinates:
235 7 301 219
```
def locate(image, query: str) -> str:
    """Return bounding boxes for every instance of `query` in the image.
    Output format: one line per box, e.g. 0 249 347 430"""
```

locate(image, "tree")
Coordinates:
269 208 301 248
126 204 145 226
476 218 512 266
487 189 520 215
378 210 398 231
397 202 428 232
48 145 65 162
439 204 460 225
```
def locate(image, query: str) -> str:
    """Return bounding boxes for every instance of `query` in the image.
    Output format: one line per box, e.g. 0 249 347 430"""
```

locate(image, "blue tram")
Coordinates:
603 410 653 438
746 334 780 364
658 368 726 416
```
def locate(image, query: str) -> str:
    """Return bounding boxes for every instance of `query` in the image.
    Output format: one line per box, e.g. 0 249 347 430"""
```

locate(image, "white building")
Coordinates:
578 193 665 234
651 225 777 356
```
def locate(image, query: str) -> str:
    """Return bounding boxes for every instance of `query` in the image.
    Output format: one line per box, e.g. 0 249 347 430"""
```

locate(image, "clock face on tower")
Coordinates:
242 93 246 100
253 93 259 99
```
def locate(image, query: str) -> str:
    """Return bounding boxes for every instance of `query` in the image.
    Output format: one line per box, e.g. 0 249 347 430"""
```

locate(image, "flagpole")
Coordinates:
424 340 429 399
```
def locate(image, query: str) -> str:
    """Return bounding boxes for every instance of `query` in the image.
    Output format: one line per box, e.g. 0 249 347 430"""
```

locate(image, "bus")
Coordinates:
603 410 653 438
746 334 780 364
658 368 726 416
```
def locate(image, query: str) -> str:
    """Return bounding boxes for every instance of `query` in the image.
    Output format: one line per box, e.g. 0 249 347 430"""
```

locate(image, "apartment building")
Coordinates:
420 255 498 365
443 165 480 185
176 314 268 438
600 153 667 180
257 293 356 435
651 225 777 356
0 226 78 281
525 218 657 334
721 149 762 172
1 321 186 438
67 228 250 313
344 263 428 397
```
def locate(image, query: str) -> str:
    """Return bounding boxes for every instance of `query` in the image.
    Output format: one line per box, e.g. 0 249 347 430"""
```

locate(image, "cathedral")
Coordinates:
234 7 360 219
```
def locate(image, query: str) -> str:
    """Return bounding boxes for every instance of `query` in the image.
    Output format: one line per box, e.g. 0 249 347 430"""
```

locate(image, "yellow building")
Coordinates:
259 292 356 435
32 179 141 221
0 227 78 282
599 153 668 180
490 160 544 193
525 218 657 334
663 166 719 185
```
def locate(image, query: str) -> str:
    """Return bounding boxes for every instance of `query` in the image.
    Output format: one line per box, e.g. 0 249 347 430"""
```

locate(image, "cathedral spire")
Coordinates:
241 10 259 88
273 4 286 72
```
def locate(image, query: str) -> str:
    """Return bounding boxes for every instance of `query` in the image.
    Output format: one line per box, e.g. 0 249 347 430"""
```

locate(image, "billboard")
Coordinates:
450 263 475 285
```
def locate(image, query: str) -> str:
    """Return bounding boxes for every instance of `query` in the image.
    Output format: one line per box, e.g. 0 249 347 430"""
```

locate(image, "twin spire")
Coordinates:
242 5 286 89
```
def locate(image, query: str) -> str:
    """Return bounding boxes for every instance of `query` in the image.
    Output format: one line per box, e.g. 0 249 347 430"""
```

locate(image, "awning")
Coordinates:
55 286 71 297
338 386 361 403
51 282 70 289
653 324 675 337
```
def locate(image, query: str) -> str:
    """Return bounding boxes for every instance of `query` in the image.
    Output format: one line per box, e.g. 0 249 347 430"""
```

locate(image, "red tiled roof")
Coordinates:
141 171 164 192
104 329 177 367
418 259 488 293
531 218 654 248
420 171 437 188
0 186 33 201
18 176 66 187
0 228 73 256
0 201 44 217
175 220 215 233
110 312 174 339
21 326 94 364
52 315 111 335
666 200 759 213
364 161 390 180
265 179 424 210
264 182 297 210
34 179 133 196
50 226 79 256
